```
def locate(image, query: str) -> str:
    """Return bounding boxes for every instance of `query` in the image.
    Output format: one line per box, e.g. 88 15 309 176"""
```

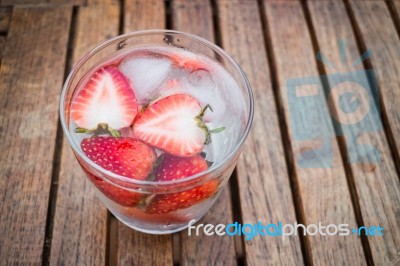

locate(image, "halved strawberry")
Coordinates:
132 94 211 157
168 52 209 73
81 137 156 206
146 154 218 214
71 66 138 130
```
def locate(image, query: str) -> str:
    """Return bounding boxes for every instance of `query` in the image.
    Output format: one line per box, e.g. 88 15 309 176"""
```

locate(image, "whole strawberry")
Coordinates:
146 154 218 214
81 137 156 206
85 171 142 207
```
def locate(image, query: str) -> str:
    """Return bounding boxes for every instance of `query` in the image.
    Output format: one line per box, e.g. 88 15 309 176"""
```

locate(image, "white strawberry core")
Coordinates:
134 94 206 156
84 74 126 128
71 67 137 129
138 113 204 155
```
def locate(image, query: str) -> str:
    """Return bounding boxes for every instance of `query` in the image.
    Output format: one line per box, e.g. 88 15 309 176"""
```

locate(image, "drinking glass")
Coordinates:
60 30 253 234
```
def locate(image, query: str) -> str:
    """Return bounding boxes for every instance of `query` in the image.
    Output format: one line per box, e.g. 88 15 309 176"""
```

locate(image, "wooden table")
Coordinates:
1 0 399 265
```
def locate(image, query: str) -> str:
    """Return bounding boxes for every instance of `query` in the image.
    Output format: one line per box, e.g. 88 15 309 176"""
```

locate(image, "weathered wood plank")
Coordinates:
117 226 173 265
49 1 120 265
1 0 85 6
171 1 237 265
217 0 304 265
117 1 173 265
0 7 71 264
172 0 213 42
124 0 165 32
349 0 400 165
346 1 400 264
263 1 366 265
0 7 12 32
391 0 400 28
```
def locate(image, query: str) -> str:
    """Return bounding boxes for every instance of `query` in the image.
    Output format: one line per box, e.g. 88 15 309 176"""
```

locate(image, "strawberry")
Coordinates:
133 94 213 157
81 137 157 206
146 154 218 214
71 66 138 131
168 53 209 73
81 136 156 179
85 171 142 207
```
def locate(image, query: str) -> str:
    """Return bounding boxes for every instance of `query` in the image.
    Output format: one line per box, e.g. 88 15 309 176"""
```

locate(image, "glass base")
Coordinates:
115 212 198 234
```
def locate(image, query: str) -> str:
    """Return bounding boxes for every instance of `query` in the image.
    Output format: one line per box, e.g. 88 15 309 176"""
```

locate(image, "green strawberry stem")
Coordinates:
209 127 225 134
75 123 121 137
195 104 225 145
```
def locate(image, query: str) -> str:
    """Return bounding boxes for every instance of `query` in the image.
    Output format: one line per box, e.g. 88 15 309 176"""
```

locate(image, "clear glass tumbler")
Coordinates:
60 30 253 234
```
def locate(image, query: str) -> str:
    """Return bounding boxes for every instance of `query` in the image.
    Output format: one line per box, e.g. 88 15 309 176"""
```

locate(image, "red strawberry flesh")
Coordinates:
168 52 209 72
155 154 209 181
133 94 207 157
81 137 157 206
81 137 156 180
146 154 218 214
71 66 138 129
85 171 142 207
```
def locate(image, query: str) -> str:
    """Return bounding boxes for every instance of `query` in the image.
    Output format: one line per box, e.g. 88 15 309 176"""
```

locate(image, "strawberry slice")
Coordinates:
146 154 218 214
81 136 157 206
168 52 209 73
71 66 138 130
133 94 211 157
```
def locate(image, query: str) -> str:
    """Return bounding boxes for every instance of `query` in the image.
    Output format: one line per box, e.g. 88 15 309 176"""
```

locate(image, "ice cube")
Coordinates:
200 116 243 165
120 55 172 104
159 69 227 124
188 70 227 124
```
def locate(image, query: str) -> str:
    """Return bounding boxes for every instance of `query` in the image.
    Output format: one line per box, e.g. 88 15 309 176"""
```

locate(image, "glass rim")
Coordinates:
60 29 254 186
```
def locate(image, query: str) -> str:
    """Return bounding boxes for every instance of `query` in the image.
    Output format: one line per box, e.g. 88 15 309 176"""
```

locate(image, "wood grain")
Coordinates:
124 0 165 32
49 1 120 265
395 0 400 19
349 1 400 168
172 0 214 42
217 0 304 265
1 0 85 6
346 1 400 265
0 7 12 33
171 1 237 265
0 35 6 62
0 7 71 264
117 226 173 266
116 1 173 265
263 1 366 265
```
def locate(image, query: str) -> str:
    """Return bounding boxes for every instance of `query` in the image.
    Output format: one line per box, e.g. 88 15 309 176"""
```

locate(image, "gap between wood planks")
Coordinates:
210 1 245 265
385 0 400 40
106 2 121 266
300 1 374 265
42 6 78 266
108 215 119 266
257 0 313 264
383 0 400 179
344 0 400 181
0 7 12 66
165 1 181 265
